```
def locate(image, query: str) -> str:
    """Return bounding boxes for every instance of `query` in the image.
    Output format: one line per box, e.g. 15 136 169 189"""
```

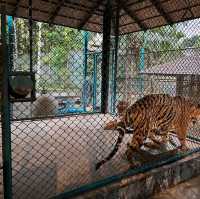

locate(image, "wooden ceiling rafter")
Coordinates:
77 0 105 29
1 0 200 34
150 0 173 24
12 0 20 16
119 0 148 30
48 0 65 25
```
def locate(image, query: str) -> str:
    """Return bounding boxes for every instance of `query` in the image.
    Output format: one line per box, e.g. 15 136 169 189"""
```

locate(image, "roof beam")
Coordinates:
119 0 171 18
48 0 65 25
41 0 102 16
12 0 20 16
119 0 147 30
78 0 105 30
149 0 173 24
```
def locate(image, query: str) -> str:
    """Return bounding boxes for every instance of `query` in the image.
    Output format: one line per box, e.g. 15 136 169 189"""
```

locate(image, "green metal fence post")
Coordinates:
7 16 14 115
92 53 97 111
111 3 120 114
101 0 112 113
1 13 13 199
138 32 146 96
110 49 115 113
83 31 89 112
7 16 14 71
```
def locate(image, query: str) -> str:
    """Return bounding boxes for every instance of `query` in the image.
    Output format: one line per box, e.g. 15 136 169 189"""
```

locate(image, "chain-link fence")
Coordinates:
1 14 200 199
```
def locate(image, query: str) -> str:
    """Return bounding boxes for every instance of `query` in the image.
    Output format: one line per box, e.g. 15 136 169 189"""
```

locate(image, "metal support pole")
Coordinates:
83 31 89 112
7 16 14 114
138 32 146 96
29 0 36 102
111 4 120 114
92 54 97 111
7 16 14 71
110 49 115 113
101 0 112 113
1 13 13 199
29 0 33 73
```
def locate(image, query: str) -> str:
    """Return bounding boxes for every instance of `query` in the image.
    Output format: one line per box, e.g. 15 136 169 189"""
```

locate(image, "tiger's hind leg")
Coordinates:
177 129 188 151
175 123 188 151
125 134 144 167
144 129 169 149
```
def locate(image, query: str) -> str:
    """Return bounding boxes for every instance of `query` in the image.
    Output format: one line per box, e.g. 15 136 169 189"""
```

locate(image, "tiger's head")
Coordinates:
116 101 129 116
190 104 200 125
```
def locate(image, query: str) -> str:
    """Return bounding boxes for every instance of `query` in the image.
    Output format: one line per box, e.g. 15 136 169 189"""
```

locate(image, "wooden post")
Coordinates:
111 2 120 114
101 0 112 113
1 12 13 199
0 42 3 110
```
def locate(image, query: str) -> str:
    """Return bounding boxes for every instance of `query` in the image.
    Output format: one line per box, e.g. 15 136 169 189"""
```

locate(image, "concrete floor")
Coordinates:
0 115 199 199
151 176 200 199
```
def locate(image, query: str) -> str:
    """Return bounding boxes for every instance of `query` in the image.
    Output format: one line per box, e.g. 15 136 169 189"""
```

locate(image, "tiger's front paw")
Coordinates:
104 119 118 130
178 145 188 152
125 148 133 164
129 161 141 169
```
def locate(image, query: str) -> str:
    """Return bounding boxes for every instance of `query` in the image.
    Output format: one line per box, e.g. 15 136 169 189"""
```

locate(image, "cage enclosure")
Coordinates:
0 0 200 199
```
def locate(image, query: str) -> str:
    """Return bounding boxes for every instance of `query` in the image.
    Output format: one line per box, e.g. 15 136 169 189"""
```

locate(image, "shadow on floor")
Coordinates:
151 175 200 199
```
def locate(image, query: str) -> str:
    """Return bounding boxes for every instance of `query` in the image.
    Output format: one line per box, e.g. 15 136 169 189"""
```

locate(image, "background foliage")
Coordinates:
13 18 200 93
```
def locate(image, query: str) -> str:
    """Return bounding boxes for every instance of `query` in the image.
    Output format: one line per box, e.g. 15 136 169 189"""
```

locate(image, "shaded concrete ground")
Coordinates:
151 176 200 199
0 115 199 199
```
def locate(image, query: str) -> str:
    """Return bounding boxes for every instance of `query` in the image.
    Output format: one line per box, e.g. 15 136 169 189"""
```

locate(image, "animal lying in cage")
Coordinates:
96 94 200 170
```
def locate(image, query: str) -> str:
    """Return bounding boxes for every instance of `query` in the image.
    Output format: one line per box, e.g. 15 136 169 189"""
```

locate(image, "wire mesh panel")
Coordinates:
8 18 116 199
0 16 4 199
114 20 200 159
1 14 200 199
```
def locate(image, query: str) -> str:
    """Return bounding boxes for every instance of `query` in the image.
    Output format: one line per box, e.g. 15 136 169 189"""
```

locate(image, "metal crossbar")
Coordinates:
1 7 200 199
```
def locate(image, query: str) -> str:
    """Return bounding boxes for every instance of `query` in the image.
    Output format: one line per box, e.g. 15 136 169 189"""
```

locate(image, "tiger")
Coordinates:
117 100 129 116
104 97 171 148
96 94 200 170
103 100 129 131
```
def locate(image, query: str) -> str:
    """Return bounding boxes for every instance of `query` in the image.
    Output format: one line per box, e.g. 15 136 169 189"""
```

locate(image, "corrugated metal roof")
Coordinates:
140 50 200 75
1 0 200 34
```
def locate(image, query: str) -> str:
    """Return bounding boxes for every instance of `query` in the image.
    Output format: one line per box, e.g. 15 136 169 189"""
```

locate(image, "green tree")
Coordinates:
15 20 83 91
39 24 83 90
182 35 200 48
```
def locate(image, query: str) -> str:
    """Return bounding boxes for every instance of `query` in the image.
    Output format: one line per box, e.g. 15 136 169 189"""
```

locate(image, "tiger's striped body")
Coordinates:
96 94 200 170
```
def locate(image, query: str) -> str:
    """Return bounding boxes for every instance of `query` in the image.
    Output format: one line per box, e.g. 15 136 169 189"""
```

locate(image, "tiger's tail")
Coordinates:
95 121 126 170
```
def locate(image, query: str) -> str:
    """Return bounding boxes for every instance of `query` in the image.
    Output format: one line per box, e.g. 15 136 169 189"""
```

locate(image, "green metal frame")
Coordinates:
82 31 89 112
7 16 14 72
110 49 116 114
101 0 112 113
111 4 120 115
92 53 98 110
52 147 200 199
1 2 200 199
138 32 146 96
1 13 13 199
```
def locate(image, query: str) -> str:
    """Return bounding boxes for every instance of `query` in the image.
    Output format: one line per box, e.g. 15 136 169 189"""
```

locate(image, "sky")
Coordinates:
177 18 200 38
